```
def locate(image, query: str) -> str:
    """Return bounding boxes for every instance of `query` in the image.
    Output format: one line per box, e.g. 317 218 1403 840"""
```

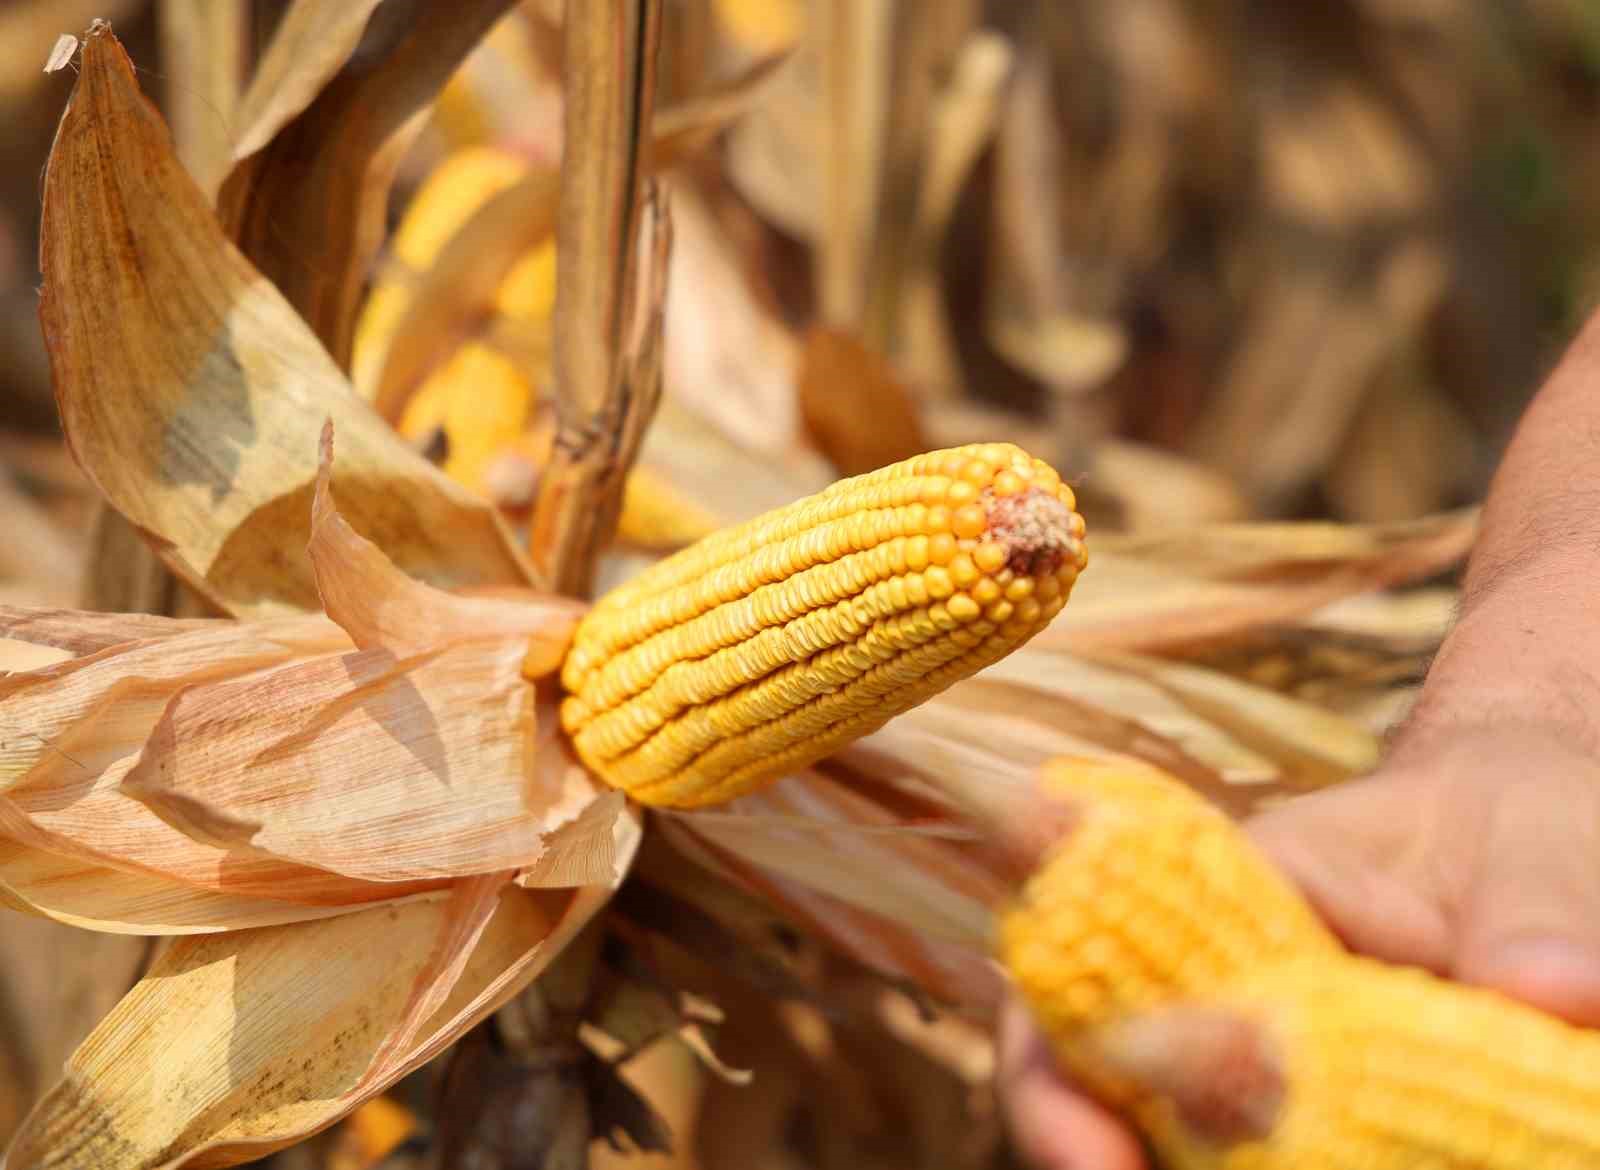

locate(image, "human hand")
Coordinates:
996 724 1600 1170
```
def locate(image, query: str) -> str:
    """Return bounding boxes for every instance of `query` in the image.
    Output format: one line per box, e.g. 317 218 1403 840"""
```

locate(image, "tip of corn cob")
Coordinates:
560 445 1086 807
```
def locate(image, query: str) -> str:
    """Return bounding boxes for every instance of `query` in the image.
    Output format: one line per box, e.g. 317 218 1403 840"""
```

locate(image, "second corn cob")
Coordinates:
560 444 1087 808
999 760 1600 1169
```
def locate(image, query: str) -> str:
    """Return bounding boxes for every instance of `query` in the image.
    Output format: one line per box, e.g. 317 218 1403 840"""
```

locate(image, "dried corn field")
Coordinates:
0 1 1596 1169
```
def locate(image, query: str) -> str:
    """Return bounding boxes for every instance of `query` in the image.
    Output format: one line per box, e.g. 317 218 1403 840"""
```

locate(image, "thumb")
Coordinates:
1452 770 1600 1027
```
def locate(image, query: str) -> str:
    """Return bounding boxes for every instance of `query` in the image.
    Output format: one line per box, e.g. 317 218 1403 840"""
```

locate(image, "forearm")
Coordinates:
1397 307 1600 757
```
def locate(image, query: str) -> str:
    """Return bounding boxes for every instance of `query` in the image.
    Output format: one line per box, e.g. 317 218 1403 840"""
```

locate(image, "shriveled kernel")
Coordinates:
974 542 1008 574
1014 597 1041 624
947 593 981 621
953 504 988 540
560 445 1085 808
1035 576 1061 603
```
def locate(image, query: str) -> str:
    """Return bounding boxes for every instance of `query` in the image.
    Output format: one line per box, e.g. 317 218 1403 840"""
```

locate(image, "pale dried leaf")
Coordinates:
661 182 806 452
658 790 1006 1017
121 643 597 882
1092 510 1476 579
311 420 583 666
1038 512 1475 654
517 789 644 889
360 871 514 1091
1080 439 1249 531
0 910 146 1144
626 397 833 539
217 0 519 366
817 0 893 329
0 747 445 923
40 26 534 618
1187 242 1447 512
0 606 217 655
0 643 73 674
6 880 624 1170
974 655 1288 785
649 51 791 169
1092 651 1381 785
677 771 1005 949
897 30 1011 398
0 615 348 795
0 837 397 935
228 0 388 161
723 27 823 241
158 0 246 193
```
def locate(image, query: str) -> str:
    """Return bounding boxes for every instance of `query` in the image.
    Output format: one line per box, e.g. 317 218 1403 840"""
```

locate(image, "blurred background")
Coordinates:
2 0 1598 1166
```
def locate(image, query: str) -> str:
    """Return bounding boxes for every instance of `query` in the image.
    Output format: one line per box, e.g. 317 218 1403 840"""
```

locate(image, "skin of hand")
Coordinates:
998 726 1600 1170
998 310 1600 1170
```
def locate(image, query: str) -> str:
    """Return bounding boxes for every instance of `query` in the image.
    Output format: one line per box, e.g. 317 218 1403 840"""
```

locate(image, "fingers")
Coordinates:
1249 733 1600 1030
1451 768 1600 1026
1246 773 1455 972
996 998 1147 1170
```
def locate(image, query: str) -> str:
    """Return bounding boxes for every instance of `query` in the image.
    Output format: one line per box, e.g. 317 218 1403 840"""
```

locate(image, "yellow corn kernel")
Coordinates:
999 759 1600 1169
560 445 1087 808
614 467 724 550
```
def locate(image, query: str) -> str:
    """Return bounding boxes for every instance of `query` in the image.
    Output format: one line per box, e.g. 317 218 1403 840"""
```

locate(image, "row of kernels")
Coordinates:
600 495 940 655
574 516 929 710
621 622 982 797
670 625 994 786
572 512 1024 723
669 620 1062 806
576 476 954 654
607 603 959 778
574 561 951 759
594 453 1060 641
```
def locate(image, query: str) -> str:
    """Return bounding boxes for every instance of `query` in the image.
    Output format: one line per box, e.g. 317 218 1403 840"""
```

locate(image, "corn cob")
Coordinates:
559 444 1087 808
999 759 1600 1169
